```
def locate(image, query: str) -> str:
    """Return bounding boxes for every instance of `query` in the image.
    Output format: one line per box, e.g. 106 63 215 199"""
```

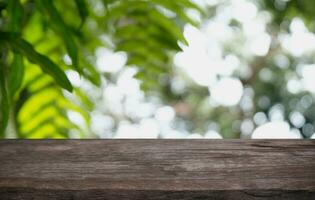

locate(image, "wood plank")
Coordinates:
0 140 314 199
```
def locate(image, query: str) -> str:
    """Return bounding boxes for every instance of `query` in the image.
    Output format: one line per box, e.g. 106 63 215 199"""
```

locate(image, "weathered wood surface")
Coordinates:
0 140 314 199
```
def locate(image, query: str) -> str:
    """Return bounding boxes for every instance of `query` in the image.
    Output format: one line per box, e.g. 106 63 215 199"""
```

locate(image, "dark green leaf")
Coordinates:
0 62 9 136
36 0 80 73
9 53 24 99
0 32 73 92
75 0 89 28
149 9 188 45
8 0 23 34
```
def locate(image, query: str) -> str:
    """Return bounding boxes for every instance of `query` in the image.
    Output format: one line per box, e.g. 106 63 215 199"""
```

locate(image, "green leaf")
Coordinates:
104 0 201 91
17 74 87 138
75 0 89 28
0 63 9 136
177 0 204 14
9 53 24 99
75 88 94 111
0 32 73 92
82 61 101 86
36 0 80 73
8 0 23 34
151 0 201 26
149 9 188 45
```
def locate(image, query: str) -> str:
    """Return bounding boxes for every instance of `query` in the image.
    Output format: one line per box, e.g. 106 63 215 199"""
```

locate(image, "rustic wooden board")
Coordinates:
0 140 314 199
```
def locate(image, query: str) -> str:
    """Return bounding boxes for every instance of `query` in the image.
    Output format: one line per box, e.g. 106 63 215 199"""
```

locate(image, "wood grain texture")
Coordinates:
0 140 314 199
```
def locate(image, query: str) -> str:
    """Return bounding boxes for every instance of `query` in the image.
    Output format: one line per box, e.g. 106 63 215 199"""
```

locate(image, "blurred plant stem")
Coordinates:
6 111 17 138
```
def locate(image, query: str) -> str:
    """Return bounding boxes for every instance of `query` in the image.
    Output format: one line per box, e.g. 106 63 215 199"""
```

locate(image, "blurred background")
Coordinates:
1 0 315 139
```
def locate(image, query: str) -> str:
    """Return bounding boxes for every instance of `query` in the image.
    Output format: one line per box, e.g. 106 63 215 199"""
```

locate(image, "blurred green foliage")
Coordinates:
1 0 315 138
0 0 200 138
